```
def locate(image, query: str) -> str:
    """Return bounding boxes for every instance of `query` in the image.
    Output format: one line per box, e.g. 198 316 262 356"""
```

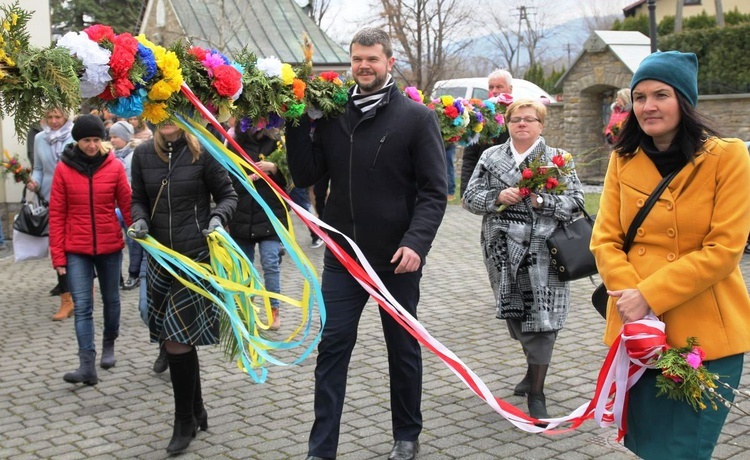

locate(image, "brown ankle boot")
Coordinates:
52 293 74 321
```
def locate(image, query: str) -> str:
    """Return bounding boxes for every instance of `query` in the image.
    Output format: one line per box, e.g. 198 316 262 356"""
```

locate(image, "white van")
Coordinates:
432 77 553 101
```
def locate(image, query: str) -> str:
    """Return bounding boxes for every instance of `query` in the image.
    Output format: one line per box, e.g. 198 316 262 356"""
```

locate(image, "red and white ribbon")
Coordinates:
180 84 669 436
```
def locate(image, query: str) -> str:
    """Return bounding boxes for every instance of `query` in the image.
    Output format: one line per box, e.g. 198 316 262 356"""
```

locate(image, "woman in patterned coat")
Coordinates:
128 122 236 454
463 99 584 420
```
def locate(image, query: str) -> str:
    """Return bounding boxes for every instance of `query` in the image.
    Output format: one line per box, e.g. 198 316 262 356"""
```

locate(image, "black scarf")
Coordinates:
640 137 688 177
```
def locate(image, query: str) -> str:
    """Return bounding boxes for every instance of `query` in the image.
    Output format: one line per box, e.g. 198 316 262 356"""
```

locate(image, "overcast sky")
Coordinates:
318 0 636 44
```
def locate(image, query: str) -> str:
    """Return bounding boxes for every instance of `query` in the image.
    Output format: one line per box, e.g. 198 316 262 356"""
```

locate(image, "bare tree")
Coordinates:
376 0 475 93
485 2 553 77
675 0 684 32
579 0 622 33
303 0 332 27
484 11 523 76
715 0 725 28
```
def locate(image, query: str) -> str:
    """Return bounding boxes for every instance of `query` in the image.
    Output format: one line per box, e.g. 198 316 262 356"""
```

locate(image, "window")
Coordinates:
684 0 701 5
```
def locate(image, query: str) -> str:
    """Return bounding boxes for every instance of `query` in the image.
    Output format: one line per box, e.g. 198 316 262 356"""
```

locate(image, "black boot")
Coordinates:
166 348 198 455
513 366 531 396
63 350 99 385
194 351 208 432
100 332 118 369
153 343 168 374
527 364 550 420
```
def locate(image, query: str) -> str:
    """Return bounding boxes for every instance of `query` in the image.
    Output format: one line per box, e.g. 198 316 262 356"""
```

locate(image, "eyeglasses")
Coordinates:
508 116 541 124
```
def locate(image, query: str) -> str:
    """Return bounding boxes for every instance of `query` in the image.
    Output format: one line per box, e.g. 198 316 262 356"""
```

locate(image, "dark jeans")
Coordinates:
308 265 423 458
126 233 144 277
66 251 122 351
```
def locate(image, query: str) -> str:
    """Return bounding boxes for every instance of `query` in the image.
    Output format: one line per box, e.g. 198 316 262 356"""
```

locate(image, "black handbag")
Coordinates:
546 208 596 282
13 189 49 237
592 168 681 319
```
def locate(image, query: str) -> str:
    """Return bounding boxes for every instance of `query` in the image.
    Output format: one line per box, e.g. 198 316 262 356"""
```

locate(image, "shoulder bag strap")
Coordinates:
150 161 177 220
622 167 681 253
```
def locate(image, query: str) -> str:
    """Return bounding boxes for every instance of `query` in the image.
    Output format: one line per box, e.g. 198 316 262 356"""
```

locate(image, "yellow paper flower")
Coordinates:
473 122 484 133
149 80 176 101
562 152 573 162
280 63 296 85
142 102 169 124
217 103 231 123
440 95 454 107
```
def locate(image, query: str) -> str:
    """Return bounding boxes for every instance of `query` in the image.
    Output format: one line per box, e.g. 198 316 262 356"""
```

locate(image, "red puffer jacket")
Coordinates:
49 145 132 268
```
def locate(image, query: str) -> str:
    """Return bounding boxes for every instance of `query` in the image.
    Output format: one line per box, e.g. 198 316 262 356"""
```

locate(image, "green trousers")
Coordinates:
624 353 744 460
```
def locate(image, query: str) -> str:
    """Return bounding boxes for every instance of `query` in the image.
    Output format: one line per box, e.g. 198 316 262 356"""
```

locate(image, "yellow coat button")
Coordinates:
636 199 645 207
667 253 676 261
638 247 646 255
667 228 676 237
666 202 674 211
637 228 645 237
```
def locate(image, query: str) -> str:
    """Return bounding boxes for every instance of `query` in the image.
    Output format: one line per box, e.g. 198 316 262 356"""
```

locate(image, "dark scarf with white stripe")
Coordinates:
350 74 394 113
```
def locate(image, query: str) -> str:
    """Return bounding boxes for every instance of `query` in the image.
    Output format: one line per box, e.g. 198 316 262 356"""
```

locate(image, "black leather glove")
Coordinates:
127 218 149 238
202 216 223 237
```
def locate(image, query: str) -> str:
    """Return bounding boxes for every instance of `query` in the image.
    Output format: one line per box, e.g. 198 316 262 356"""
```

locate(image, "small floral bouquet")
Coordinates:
233 50 305 128
302 70 349 120
497 151 572 211
1 150 31 184
426 94 468 144
168 43 243 123
474 93 513 145
459 99 485 146
654 337 750 413
295 35 349 120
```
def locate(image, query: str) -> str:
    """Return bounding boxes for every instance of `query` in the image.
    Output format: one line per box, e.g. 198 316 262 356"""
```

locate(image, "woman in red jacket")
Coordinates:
49 114 132 385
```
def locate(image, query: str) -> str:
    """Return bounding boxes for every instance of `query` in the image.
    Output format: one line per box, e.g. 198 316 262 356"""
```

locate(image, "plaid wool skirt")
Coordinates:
146 256 220 346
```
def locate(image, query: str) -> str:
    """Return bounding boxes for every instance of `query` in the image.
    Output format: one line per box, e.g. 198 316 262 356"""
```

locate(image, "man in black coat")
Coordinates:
458 68 513 198
286 27 447 460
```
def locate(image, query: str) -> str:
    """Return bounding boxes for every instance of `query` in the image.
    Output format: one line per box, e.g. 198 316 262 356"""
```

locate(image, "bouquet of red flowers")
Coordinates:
497 151 572 211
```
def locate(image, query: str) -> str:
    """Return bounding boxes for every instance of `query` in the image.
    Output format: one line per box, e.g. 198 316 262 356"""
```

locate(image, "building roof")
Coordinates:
623 0 647 15
556 30 652 87
169 0 349 66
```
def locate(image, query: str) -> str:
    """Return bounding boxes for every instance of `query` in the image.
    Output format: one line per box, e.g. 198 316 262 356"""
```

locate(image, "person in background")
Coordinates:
463 99 584 420
128 122 237 455
26 120 43 168
109 120 143 291
459 68 513 198
286 27 446 460
228 125 288 331
289 185 323 248
127 115 154 142
27 107 75 320
49 114 132 384
604 88 631 145
591 51 750 460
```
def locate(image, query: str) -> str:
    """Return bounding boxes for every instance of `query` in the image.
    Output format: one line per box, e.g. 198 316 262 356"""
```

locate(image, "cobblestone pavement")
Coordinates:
1 205 748 459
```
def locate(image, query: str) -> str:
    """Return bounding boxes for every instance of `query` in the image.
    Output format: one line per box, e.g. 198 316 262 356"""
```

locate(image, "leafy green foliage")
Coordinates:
0 3 81 137
51 0 145 36
660 23 750 94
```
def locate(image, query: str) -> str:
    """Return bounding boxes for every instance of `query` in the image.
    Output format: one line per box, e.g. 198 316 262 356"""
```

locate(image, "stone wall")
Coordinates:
697 94 750 141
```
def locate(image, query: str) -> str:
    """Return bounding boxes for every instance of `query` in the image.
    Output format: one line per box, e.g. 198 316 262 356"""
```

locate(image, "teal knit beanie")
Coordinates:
631 51 699 107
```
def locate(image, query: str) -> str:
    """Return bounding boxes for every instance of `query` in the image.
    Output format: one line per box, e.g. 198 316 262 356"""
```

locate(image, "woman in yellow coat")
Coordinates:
591 51 750 459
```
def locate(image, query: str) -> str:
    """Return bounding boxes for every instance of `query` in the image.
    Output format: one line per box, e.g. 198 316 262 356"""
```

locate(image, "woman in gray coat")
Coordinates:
463 99 584 419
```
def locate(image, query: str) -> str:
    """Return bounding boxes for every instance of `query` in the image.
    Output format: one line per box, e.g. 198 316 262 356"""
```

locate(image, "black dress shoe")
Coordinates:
304 456 332 460
388 440 419 460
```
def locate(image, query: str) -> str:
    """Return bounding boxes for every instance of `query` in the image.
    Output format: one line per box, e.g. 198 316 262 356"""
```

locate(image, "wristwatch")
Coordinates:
535 195 544 206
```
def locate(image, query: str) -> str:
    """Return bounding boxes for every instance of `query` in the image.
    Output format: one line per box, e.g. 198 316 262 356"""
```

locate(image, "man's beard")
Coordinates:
355 72 387 93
